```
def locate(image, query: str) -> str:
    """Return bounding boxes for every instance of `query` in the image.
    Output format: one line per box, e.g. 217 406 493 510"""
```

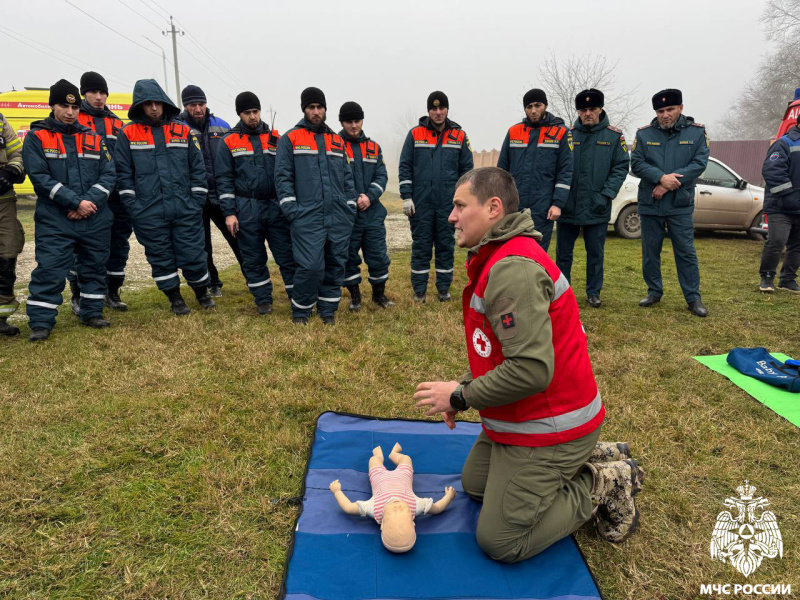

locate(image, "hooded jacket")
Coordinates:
561 112 630 225
398 116 473 210
215 119 280 217
114 79 207 216
630 114 710 216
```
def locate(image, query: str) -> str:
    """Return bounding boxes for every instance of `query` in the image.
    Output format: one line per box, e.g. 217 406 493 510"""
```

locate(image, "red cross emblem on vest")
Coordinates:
472 328 492 358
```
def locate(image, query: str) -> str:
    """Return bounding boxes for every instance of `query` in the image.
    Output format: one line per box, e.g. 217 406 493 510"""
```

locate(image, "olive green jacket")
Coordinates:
459 210 556 410
0 114 25 203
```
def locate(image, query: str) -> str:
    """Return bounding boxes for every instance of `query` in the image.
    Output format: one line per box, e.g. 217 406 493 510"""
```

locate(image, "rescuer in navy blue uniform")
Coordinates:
23 79 116 342
497 88 574 251
216 91 296 314
274 87 357 325
630 89 710 317
68 71 132 315
115 79 214 316
338 101 394 311
399 91 473 302
180 85 242 297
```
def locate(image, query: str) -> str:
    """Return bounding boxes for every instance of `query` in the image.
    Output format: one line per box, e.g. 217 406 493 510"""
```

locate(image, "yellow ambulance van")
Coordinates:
0 88 132 195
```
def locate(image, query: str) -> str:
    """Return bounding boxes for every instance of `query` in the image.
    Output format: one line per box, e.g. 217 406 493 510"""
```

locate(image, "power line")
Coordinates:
0 27 133 89
136 0 170 22
116 0 162 30
175 39 238 97
64 0 161 58
176 22 248 90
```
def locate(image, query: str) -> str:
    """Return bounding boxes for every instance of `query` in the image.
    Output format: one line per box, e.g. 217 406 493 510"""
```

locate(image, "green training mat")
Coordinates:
694 352 800 428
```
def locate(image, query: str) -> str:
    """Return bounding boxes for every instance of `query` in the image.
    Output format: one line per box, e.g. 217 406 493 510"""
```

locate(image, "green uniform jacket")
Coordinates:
561 113 629 226
458 210 556 410
630 115 710 216
0 114 25 203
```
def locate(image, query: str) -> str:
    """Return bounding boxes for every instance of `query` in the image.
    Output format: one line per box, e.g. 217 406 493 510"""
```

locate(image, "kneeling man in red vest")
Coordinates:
414 167 644 562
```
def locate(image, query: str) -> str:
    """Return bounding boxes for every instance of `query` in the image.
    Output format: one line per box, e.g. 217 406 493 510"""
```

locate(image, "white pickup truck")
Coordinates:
610 157 768 241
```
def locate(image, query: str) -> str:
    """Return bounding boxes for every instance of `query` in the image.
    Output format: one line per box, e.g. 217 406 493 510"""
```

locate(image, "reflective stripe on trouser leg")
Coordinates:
106 196 133 282
665 213 701 303
640 215 666 298
265 206 296 295
132 212 182 291
318 228 350 317
236 198 273 306
173 211 210 289
363 215 391 284
289 210 325 317
409 208 434 294
344 219 366 286
26 227 76 330
75 222 111 321
433 207 455 293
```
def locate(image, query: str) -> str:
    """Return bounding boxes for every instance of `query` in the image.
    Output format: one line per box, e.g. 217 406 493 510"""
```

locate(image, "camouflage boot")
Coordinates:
587 459 644 543
589 441 631 463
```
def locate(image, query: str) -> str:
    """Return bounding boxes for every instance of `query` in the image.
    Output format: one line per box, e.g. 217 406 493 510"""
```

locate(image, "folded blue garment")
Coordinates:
280 412 603 600
727 347 800 393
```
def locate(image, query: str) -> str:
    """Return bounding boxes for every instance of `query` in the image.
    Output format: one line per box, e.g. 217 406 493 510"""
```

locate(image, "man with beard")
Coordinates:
399 91 473 302
68 71 131 314
115 79 214 315
275 87 357 325
556 89 629 308
497 89 574 251
338 101 393 311
180 85 242 297
630 89 709 317
216 91 296 314
23 79 116 341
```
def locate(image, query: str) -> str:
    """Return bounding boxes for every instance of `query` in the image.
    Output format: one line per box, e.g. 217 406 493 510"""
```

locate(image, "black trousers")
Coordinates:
203 203 243 288
555 222 608 297
760 213 800 284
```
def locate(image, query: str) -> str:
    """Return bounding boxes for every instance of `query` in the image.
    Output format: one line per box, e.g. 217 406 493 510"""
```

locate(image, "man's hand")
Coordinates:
402 198 415 217
357 193 371 211
414 380 460 418
652 184 668 200
659 173 683 190
75 200 97 218
329 480 342 493
226 215 239 237
443 411 457 430
547 205 561 221
67 210 83 220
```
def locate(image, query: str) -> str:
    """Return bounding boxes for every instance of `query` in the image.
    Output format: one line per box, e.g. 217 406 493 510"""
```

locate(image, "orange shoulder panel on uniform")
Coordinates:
33 129 66 157
77 132 103 158
411 125 436 143
365 140 379 157
288 128 318 151
224 132 253 153
122 123 155 146
508 122 530 143
77 112 95 131
344 141 354 160
325 133 345 155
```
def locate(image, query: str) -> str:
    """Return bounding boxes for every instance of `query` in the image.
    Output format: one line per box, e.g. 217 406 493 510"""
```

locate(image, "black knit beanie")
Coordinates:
523 88 548 107
49 79 80 107
301 87 326 111
181 85 207 106
338 101 364 122
80 71 108 96
427 91 449 111
236 91 261 115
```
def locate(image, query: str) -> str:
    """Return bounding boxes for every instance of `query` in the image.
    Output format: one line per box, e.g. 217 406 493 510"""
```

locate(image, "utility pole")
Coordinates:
142 36 169 98
163 16 184 107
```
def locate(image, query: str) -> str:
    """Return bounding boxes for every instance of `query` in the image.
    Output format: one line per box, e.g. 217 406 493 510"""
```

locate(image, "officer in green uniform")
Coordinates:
556 89 629 308
0 113 26 336
630 89 710 317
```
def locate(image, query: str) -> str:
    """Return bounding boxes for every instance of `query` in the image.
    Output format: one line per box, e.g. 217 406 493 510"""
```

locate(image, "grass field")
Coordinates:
1 220 798 598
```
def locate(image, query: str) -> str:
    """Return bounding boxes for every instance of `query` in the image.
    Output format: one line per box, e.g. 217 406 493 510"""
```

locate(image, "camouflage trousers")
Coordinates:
461 425 601 563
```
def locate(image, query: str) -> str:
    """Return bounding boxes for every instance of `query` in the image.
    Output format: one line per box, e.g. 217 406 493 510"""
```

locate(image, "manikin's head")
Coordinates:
380 499 416 553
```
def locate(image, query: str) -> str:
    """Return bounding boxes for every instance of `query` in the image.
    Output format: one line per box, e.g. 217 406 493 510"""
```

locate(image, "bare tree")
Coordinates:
535 51 642 135
714 0 800 140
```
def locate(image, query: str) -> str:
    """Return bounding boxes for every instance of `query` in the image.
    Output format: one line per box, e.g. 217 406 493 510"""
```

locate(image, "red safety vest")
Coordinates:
507 122 567 149
463 234 604 447
77 111 123 141
223 129 280 157
344 139 380 163
33 128 104 160
286 128 347 159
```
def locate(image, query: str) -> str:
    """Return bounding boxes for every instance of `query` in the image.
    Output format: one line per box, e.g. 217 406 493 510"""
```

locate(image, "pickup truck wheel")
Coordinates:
748 211 767 242
615 204 641 239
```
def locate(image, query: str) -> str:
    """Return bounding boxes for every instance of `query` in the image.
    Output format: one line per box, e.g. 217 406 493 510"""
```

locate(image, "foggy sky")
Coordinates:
2 0 772 165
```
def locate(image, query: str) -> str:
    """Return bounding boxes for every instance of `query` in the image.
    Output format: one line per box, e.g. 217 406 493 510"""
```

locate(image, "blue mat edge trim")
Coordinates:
277 411 606 600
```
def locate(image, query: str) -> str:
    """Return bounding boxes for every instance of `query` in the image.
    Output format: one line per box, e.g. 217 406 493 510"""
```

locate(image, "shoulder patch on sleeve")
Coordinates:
607 124 622 134
637 124 651 130
691 122 706 128
490 297 518 342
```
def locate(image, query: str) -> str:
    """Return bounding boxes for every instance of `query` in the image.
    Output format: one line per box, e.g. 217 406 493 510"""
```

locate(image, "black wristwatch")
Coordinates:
450 384 468 412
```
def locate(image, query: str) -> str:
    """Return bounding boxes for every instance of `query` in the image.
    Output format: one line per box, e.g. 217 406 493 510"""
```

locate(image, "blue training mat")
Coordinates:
279 412 603 600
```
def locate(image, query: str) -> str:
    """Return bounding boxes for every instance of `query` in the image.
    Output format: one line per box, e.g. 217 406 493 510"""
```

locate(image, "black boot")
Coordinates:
0 317 20 336
371 282 395 308
82 316 111 329
347 285 362 312
104 276 128 311
29 327 50 342
164 287 191 316
193 286 216 310
69 280 81 316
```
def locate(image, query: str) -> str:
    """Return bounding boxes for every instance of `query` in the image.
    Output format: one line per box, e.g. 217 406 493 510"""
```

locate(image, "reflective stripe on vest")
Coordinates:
34 129 103 160
123 122 191 150
411 125 465 149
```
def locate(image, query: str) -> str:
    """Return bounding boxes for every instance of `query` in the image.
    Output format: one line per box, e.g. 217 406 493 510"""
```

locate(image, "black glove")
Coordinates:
0 169 13 195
